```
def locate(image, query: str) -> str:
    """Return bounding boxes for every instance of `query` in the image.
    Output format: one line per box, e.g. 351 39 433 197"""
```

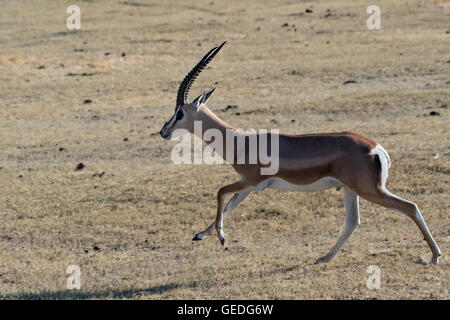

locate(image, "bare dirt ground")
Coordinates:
0 0 448 299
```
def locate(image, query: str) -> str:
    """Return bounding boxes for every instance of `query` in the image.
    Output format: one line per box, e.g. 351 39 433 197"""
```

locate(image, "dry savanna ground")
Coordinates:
0 0 449 299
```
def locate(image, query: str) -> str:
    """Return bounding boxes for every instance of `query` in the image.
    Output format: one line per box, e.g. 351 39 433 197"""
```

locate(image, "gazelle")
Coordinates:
159 42 441 264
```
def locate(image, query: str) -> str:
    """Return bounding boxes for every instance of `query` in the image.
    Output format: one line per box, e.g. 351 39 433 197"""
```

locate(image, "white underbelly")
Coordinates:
254 176 341 192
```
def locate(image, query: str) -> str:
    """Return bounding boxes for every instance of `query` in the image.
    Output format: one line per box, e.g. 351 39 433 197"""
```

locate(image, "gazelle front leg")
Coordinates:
315 187 360 264
193 190 250 241
214 181 248 246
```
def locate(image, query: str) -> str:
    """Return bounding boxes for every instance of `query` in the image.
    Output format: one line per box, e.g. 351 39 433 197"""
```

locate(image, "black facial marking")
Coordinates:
176 110 184 121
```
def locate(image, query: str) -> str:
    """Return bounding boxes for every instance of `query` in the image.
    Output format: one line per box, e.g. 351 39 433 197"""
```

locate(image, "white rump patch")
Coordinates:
370 144 391 190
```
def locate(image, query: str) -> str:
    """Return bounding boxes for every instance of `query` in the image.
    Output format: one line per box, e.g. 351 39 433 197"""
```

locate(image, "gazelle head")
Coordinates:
160 41 226 140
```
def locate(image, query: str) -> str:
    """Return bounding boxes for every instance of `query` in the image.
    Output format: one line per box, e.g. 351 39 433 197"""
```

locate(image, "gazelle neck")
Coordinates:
194 105 235 140
193 105 235 161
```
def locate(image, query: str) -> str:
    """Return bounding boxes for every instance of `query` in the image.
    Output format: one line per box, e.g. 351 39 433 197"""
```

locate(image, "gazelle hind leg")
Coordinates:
413 204 441 264
315 187 360 264
364 189 441 264
192 190 250 241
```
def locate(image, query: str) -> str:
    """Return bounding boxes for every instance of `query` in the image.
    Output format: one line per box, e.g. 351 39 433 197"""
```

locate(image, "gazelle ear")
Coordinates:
192 87 216 108
202 87 216 104
192 91 206 108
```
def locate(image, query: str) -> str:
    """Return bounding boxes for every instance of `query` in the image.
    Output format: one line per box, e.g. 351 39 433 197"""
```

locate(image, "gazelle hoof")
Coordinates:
218 232 227 246
314 256 330 264
192 233 204 241
431 255 440 265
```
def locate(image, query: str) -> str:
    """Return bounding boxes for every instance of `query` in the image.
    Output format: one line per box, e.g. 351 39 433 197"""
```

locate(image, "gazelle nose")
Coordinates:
160 127 170 138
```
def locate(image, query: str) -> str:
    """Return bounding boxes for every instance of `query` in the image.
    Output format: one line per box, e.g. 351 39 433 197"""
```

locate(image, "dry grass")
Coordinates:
0 0 448 299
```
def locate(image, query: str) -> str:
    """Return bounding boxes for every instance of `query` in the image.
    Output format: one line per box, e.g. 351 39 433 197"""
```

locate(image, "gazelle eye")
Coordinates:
176 110 184 120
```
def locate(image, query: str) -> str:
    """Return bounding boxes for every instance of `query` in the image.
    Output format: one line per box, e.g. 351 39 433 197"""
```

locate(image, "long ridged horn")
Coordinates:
176 41 226 107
